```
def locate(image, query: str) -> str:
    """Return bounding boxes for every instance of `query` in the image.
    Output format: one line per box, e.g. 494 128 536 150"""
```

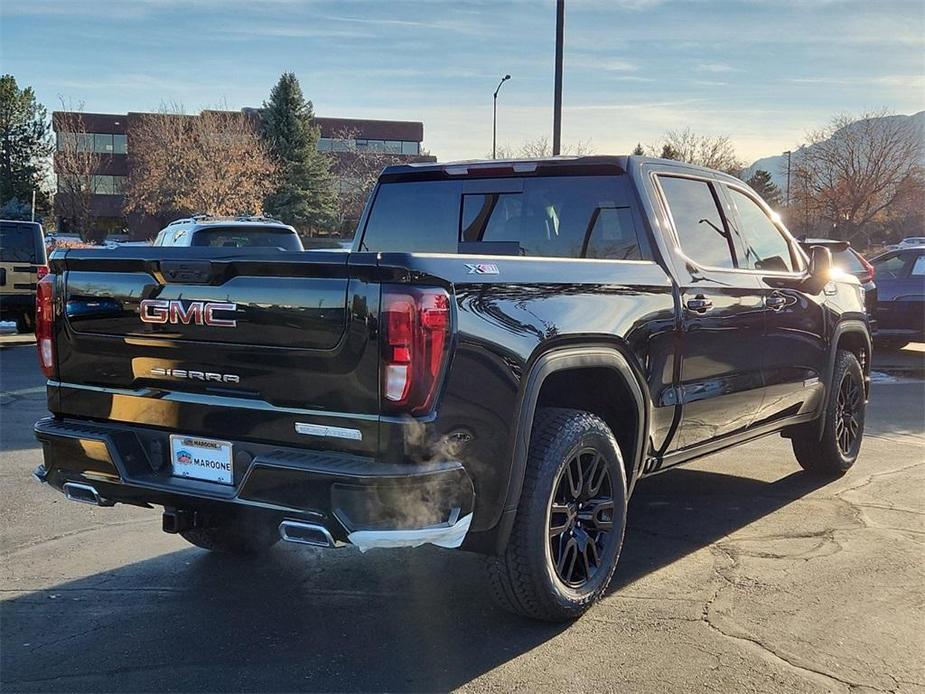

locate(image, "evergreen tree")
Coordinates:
260 73 336 231
631 143 645 156
746 169 783 207
0 75 52 215
659 143 679 160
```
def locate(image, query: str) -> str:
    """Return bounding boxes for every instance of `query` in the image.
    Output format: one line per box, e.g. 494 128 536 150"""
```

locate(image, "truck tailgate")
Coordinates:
51 247 380 453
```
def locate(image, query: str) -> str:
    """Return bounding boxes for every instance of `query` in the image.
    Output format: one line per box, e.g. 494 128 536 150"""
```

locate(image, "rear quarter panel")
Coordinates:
378 253 676 532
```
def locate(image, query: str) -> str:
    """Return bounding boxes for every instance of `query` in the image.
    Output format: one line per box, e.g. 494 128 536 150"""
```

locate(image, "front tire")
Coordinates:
792 349 866 476
488 407 628 622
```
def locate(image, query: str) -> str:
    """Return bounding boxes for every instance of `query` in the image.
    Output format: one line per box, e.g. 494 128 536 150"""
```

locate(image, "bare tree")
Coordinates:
791 110 924 244
326 128 410 234
125 105 277 220
648 128 743 174
54 105 102 241
494 136 593 159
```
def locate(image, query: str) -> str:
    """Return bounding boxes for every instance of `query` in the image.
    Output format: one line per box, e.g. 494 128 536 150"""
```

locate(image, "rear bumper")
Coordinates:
33 417 475 548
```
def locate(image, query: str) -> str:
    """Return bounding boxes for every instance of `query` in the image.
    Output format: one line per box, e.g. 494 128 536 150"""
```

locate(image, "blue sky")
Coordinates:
3 0 923 163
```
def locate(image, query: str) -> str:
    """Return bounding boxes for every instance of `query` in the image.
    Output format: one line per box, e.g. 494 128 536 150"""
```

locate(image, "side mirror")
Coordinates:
809 245 833 281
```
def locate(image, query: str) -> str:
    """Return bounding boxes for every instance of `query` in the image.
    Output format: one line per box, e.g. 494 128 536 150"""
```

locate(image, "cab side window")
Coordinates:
658 176 735 269
728 188 796 272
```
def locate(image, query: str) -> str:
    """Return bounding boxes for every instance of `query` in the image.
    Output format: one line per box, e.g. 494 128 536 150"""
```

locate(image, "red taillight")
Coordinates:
36 265 49 281
381 286 451 414
35 274 56 379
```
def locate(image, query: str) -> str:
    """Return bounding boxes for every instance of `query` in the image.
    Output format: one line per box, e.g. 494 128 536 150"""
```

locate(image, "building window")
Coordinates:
94 133 114 153
57 132 127 154
316 137 420 155
57 174 127 195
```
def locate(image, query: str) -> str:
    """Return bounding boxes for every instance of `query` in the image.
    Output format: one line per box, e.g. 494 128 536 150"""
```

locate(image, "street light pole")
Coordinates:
784 150 792 207
492 74 511 160
552 0 565 155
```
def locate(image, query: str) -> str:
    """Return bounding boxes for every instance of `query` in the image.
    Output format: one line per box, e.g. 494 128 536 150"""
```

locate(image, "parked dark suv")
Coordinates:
870 246 925 348
33 156 870 621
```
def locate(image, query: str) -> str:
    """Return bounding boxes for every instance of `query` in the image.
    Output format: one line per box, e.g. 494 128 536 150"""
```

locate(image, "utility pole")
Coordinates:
492 74 511 160
552 0 564 155
31 190 36 222
784 150 792 207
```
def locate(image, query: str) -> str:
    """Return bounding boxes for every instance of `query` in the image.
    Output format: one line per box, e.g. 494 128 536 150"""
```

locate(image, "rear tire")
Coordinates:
180 516 280 555
487 407 628 622
792 349 866 476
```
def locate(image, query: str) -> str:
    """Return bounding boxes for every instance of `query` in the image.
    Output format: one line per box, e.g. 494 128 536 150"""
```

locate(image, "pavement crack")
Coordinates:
700 545 895 693
4 517 152 557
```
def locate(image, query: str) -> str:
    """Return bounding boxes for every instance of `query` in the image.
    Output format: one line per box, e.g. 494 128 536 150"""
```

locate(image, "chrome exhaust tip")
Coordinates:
63 482 113 507
278 520 335 548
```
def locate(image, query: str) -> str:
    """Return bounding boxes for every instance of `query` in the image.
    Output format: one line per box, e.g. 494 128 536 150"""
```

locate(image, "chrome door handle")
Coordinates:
686 296 713 313
766 294 787 311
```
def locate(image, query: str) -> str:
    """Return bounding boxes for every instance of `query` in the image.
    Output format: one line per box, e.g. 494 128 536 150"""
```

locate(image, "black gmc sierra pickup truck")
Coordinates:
33 155 870 621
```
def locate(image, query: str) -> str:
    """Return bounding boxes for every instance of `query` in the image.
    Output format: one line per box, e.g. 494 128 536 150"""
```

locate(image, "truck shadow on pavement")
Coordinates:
1 466 832 693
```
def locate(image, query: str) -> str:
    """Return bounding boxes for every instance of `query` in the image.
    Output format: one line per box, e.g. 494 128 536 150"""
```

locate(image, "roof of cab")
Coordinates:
163 216 296 232
379 154 744 185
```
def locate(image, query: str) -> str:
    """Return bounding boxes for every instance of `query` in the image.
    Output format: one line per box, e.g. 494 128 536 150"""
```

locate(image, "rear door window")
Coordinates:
658 176 735 269
0 223 40 263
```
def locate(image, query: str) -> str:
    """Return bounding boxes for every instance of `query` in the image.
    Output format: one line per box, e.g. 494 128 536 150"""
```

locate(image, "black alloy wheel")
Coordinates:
791 349 865 476
548 447 615 588
834 369 862 456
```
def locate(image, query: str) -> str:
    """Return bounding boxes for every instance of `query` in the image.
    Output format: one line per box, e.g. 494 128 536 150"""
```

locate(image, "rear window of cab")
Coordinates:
359 175 650 261
190 226 303 251
0 222 44 263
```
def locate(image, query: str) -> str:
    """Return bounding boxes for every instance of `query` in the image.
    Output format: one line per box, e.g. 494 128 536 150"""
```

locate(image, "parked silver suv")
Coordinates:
153 215 303 250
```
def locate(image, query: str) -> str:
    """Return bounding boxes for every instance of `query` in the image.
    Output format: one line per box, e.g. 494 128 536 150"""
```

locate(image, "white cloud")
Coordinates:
696 62 740 73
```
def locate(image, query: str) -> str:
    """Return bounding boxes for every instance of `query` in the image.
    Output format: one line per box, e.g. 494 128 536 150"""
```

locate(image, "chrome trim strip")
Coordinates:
294 422 363 441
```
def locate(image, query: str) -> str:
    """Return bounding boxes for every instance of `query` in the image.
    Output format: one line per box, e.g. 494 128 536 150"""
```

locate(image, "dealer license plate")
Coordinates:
169 435 233 485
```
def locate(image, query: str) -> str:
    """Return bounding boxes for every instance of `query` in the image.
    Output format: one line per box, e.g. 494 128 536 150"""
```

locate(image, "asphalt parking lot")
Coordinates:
1 343 923 693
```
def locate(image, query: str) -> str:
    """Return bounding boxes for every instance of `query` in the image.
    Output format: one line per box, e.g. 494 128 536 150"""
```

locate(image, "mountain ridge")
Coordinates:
744 110 925 193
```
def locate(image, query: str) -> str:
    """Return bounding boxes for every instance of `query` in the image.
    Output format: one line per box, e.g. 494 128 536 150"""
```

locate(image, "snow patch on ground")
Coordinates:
870 371 899 384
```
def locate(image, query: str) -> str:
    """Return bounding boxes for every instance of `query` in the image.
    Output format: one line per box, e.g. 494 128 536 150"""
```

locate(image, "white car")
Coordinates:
153 215 303 250
888 236 925 250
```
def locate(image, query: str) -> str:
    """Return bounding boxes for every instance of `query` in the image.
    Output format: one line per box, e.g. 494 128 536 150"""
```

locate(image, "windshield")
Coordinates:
0 222 43 263
190 226 303 251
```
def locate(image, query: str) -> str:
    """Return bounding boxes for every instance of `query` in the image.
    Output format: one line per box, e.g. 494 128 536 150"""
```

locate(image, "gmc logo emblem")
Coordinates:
139 299 238 327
